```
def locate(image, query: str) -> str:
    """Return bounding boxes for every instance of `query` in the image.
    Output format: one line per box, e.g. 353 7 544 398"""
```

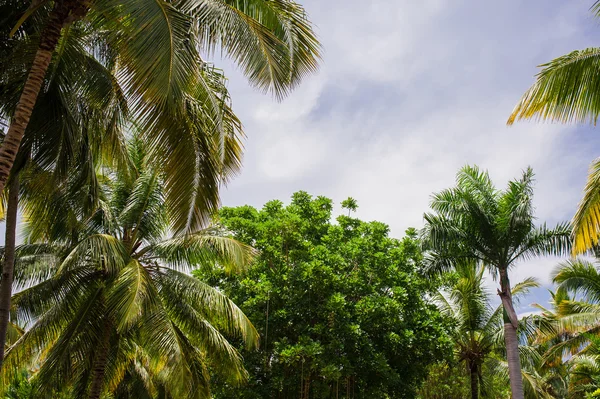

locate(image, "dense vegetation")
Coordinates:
197 192 452 398
4 0 600 398
2 139 258 398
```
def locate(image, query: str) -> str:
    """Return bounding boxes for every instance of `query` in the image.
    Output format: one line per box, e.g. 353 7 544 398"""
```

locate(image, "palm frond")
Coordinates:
573 158 600 254
552 258 600 303
511 277 540 304
94 0 198 114
59 234 129 276
497 167 534 244
508 47 600 124
143 66 244 233
145 228 256 274
513 222 572 263
190 0 320 99
154 268 258 348
107 259 157 332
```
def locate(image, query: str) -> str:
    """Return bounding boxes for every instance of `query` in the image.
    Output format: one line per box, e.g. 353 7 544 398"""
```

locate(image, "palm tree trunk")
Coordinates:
0 0 84 194
0 174 19 371
498 267 524 399
469 363 478 399
88 316 111 399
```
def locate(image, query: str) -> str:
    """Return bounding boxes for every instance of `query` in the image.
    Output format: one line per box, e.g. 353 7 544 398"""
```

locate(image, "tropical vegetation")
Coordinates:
2 0 600 397
197 192 453 398
0 0 321 200
507 1 600 255
421 165 571 399
2 138 258 398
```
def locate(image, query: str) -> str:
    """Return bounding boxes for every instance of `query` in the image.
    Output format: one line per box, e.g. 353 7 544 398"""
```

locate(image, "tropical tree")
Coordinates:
435 264 500 399
547 259 600 361
2 139 258 399
506 1 600 254
199 193 453 399
517 259 600 398
0 18 134 367
435 263 544 399
0 0 320 227
421 165 571 399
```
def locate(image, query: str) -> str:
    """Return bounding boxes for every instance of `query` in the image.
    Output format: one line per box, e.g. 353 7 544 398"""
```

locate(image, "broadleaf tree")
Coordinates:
196 192 454 399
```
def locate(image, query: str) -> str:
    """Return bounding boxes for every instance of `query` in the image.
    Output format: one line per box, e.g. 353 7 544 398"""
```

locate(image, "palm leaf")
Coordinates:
145 228 256 274
154 268 258 348
190 0 320 99
573 158 600 254
107 259 157 332
508 47 600 125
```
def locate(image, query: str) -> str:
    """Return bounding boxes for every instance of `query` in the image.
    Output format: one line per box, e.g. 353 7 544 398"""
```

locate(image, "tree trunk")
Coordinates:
469 363 479 399
0 174 19 371
0 0 81 194
88 316 111 399
498 268 524 399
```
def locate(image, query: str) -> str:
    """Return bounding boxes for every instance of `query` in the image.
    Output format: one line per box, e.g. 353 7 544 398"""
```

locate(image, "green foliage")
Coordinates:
506 2 600 255
4 370 32 399
417 362 470 399
196 192 453 399
422 165 571 399
0 0 321 233
417 360 512 399
2 369 75 399
341 197 358 216
3 140 257 398
422 165 571 276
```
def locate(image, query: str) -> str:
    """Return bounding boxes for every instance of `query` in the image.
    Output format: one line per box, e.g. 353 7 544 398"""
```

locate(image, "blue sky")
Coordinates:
218 0 600 314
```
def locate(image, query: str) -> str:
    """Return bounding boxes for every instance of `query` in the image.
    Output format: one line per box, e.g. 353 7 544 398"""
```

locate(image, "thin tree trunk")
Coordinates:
469 363 478 399
0 0 83 194
0 174 19 371
88 316 111 399
498 268 524 399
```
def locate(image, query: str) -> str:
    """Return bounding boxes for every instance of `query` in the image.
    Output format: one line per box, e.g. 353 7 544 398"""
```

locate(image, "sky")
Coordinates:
216 0 600 315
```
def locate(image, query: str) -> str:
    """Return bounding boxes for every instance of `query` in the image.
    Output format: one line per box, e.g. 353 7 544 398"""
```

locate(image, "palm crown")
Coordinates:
1 0 321 230
422 165 571 399
2 139 258 398
423 166 570 277
506 1 600 255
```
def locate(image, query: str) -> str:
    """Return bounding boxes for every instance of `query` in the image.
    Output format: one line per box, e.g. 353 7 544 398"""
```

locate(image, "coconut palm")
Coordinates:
506 1 600 255
0 18 133 370
436 262 545 399
0 0 320 228
2 138 258 399
435 264 498 399
422 165 571 399
526 264 600 398
545 259 600 360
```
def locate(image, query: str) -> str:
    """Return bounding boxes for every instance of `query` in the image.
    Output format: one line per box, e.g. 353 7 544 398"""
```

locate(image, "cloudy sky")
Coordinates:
216 0 600 314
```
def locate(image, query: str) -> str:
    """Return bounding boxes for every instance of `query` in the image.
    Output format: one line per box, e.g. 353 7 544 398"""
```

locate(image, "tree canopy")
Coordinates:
196 191 453 399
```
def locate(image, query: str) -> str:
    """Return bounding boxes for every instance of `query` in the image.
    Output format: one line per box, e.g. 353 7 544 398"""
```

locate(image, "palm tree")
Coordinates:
0 0 320 222
422 165 571 399
435 264 497 399
2 139 258 398
0 20 132 370
506 1 600 255
436 263 543 399
546 259 600 360
519 259 600 398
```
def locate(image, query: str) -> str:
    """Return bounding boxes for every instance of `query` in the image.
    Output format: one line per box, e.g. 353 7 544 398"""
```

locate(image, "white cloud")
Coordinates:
219 0 600 307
